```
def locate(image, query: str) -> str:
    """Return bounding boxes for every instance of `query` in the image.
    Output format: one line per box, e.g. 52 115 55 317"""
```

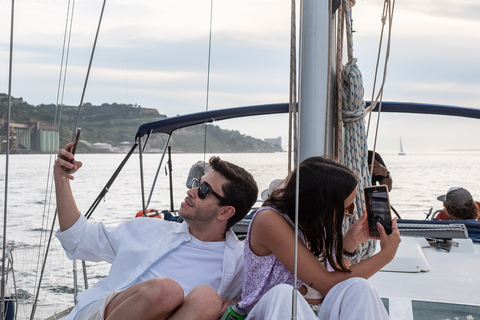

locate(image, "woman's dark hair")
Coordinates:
263 156 358 272
444 200 479 220
209 156 258 230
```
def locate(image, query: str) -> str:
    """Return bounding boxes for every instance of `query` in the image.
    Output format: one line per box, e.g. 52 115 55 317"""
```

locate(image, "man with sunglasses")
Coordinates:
54 143 258 320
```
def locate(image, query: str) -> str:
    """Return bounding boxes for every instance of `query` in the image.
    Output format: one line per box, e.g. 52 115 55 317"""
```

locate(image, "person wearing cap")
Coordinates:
437 187 479 220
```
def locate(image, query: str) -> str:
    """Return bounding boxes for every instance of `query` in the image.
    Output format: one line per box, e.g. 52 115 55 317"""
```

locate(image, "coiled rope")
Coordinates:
338 0 397 262
337 0 376 262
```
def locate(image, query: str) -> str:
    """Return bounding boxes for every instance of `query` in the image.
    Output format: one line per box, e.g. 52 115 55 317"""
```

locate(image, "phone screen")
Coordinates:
364 185 392 236
66 128 81 173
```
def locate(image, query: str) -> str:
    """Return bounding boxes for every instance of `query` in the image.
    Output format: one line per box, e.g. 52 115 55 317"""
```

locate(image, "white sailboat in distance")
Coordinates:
399 137 406 155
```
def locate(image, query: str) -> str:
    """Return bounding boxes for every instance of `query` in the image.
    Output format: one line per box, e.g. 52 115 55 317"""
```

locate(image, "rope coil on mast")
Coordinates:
338 0 376 262
338 0 396 262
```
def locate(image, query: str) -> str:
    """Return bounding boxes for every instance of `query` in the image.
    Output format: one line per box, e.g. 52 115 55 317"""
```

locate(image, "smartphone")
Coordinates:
364 185 393 237
66 128 81 173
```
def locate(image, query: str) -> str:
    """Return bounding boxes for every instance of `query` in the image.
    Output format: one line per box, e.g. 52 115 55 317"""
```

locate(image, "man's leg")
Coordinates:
105 277 184 320
168 285 222 320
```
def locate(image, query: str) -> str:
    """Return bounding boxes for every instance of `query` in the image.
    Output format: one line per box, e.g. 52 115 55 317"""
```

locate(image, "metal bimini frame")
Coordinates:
85 100 480 221
84 103 290 222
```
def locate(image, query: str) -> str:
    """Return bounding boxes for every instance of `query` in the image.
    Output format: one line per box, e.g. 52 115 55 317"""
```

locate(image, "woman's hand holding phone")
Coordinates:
377 217 401 261
344 211 371 251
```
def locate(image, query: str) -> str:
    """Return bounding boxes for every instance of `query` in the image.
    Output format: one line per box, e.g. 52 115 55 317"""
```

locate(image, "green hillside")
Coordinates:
0 94 282 153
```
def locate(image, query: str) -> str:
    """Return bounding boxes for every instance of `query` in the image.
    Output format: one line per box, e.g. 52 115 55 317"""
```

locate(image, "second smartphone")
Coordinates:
364 185 393 237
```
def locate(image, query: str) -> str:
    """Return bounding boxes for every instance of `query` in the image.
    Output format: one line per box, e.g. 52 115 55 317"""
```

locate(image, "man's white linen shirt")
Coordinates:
56 214 244 320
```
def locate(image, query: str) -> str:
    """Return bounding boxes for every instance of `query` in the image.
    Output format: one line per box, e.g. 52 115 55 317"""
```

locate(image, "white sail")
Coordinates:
398 137 406 155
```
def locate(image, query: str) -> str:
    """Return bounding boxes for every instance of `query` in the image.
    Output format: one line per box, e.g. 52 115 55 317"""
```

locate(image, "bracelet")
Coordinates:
342 249 357 260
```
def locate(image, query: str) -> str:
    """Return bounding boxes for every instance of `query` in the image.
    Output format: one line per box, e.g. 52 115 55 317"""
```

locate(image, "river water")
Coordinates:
1 151 480 318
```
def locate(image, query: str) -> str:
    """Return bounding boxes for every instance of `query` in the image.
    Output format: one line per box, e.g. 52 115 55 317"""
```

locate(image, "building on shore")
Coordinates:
91 142 112 152
1 122 58 154
264 137 282 150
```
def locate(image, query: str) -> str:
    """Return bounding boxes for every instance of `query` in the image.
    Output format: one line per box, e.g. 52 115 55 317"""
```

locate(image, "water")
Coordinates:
379 151 480 219
1 151 480 318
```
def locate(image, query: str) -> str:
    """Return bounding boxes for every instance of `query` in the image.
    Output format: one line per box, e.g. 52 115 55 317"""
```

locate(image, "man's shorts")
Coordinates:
75 290 120 320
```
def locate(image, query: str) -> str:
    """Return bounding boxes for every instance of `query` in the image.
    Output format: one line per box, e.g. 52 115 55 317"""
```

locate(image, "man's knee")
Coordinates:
184 285 221 318
105 277 184 318
186 285 221 306
143 277 184 307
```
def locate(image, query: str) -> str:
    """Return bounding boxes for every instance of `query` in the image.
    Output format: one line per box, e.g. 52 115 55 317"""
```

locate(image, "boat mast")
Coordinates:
298 0 335 161
291 1 335 318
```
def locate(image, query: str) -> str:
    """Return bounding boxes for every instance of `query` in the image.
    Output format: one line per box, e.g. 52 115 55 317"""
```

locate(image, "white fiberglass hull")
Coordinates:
369 236 480 320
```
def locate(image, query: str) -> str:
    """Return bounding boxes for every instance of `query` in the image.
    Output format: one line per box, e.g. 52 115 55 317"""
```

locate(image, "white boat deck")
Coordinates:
369 236 480 320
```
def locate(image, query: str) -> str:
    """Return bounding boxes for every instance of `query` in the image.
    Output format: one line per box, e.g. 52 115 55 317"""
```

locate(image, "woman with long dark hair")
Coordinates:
234 156 400 319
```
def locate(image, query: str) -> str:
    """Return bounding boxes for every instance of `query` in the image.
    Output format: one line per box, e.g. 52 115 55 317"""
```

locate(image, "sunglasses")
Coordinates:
191 178 229 206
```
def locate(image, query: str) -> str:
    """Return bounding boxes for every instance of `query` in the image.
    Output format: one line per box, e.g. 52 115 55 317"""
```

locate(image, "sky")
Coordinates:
1 0 480 152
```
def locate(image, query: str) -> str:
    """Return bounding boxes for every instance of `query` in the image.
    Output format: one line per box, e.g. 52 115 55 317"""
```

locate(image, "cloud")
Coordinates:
2 0 480 152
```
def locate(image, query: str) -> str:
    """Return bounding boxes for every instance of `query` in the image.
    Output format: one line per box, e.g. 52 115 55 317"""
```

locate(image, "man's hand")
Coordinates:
371 160 388 177
218 299 239 319
54 142 83 180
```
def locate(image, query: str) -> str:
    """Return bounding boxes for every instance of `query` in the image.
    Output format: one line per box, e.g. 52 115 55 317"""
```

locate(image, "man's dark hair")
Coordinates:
209 156 258 230
444 200 479 220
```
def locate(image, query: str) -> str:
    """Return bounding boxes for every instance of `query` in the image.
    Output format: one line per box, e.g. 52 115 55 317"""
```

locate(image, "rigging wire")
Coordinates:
31 0 79 317
203 0 215 165
72 0 108 137
35 0 75 306
365 0 396 179
291 0 303 317
31 0 109 317
2 1 15 319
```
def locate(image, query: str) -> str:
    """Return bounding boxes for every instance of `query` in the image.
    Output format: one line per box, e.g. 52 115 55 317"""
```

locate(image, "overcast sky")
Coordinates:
1 0 479 152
